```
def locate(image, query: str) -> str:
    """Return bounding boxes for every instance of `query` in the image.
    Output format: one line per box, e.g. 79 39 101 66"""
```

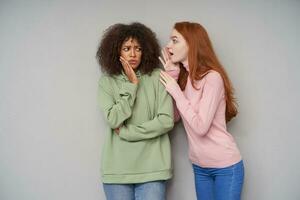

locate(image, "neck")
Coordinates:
182 58 189 71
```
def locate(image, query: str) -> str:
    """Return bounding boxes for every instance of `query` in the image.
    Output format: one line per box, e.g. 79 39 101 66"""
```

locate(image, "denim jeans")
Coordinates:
193 160 244 200
103 181 166 200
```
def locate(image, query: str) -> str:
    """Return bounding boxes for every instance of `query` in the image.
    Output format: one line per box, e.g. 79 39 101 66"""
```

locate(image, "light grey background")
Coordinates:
1 0 299 199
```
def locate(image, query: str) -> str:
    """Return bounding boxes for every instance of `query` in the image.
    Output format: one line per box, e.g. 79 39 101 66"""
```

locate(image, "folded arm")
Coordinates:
118 76 174 141
166 72 224 136
98 78 138 129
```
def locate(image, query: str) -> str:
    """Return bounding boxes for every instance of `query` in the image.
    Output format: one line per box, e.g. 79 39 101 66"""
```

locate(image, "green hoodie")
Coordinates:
98 68 174 184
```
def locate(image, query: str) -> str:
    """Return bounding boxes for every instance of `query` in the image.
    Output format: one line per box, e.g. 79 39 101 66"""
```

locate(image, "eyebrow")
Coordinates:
123 45 141 47
170 36 178 39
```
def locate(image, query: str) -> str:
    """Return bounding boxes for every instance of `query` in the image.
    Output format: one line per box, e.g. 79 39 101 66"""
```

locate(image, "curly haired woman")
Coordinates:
96 22 174 200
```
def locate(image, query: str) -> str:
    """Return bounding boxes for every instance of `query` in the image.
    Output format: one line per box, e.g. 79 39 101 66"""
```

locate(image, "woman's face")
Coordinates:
120 38 142 70
166 29 188 64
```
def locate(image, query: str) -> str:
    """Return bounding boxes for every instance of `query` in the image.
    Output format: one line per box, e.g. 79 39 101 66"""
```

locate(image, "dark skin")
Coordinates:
115 42 141 134
119 56 139 84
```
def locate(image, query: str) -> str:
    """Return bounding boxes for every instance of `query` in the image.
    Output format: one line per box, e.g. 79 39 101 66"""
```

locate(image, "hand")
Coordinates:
119 56 139 84
160 71 178 88
159 48 179 71
114 127 120 135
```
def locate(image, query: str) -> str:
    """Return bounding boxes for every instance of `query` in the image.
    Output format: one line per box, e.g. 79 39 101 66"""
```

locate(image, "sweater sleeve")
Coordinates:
165 68 181 121
173 99 181 122
98 77 138 129
166 72 224 136
118 74 174 142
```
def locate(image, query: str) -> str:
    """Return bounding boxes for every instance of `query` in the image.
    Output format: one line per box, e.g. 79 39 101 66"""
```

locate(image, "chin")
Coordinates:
131 65 139 70
171 57 179 63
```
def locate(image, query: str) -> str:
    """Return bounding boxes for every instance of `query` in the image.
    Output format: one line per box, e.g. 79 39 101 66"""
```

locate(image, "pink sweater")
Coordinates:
166 68 241 168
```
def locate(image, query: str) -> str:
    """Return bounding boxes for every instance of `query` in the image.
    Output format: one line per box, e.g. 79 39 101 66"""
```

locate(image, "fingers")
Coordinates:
114 128 120 135
120 56 132 74
163 47 171 61
160 70 172 82
160 70 175 89
164 48 172 59
120 56 130 69
120 56 138 84
161 49 168 63
119 56 126 64
120 58 130 76
160 48 171 70
120 56 134 72
160 78 166 87
119 56 127 69
159 56 165 67
160 71 172 87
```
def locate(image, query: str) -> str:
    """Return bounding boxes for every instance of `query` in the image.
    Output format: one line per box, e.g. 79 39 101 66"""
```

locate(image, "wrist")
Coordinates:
131 79 139 84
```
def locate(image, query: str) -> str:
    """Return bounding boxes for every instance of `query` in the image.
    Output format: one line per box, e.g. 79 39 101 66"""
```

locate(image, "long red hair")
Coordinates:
174 22 237 122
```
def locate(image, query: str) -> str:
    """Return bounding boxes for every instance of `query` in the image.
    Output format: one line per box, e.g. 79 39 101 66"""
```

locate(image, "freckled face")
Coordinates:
166 29 188 64
120 38 142 70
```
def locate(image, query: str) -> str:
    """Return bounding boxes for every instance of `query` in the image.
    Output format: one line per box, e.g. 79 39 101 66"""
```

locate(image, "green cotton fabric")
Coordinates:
98 68 174 184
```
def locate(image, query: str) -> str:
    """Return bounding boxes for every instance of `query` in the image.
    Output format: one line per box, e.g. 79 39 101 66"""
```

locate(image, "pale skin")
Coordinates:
159 48 179 87
159 47 179 72
159 28 189 87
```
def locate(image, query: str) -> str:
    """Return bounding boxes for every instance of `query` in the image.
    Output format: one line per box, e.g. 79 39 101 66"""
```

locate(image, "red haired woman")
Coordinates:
159 22 244 200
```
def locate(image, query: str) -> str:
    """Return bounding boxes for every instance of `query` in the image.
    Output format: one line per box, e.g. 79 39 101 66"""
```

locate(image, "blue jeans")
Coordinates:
103 181 166 200
193 160 244 200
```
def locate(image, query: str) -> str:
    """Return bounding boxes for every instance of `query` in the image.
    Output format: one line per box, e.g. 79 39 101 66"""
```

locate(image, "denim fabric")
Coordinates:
103 181 166 200
193 160 244 200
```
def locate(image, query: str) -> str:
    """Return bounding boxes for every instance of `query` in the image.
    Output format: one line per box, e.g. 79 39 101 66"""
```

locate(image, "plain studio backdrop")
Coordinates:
1 0 299 199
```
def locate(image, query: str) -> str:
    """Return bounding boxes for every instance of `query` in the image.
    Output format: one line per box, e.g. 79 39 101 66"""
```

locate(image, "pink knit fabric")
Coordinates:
166 68 241 168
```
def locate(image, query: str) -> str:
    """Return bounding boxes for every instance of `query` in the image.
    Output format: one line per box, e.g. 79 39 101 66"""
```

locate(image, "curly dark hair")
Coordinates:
96 22 161 75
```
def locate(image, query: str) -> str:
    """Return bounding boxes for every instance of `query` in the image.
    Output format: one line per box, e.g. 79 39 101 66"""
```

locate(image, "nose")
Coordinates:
130 49 136 57
166 40 172 48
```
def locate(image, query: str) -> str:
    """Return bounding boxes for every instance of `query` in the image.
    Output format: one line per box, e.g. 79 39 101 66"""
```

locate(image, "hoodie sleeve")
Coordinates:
165 68 181 122
98 77 138 129
118 72 174 141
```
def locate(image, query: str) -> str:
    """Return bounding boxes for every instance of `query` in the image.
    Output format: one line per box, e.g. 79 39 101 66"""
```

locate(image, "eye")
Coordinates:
172 38 178 44
122 47 129 51
136 47 142 52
